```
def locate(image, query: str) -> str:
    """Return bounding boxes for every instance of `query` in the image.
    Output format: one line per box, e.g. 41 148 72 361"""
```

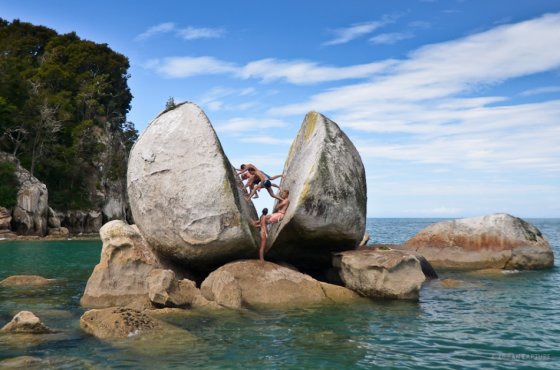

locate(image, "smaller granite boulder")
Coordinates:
1 311 53 334
81 220 163 309
200 260 358 309
80 307 162 339
333 249 427 300
400 213 554 270
0 275 53 287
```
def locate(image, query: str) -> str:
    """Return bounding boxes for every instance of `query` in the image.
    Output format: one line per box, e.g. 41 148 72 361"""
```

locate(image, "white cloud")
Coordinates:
135 22 175 41
135 23 224 42
146 57 397 84
177 26 224 40
369 32 414 44
216 117 288 133
520 86 560 96
323 15 401 46
145 57 236 78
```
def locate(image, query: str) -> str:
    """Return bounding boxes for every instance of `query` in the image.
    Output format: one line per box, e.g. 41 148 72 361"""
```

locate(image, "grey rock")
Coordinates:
333 249 427 300
127 102 258 271
267 112 367 271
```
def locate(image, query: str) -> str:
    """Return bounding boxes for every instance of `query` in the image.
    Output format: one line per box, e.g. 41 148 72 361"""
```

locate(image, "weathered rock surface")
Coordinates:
267 112 367 271
333 249 427 300
80 307 162 339
0 207 12 232
80 220 163 309
1 311 53 334
60 210 103 234
127 102 258 271
147 269 219 309
399 214 554 270
0 275 53 287
200 260 359 309
0 152 49 236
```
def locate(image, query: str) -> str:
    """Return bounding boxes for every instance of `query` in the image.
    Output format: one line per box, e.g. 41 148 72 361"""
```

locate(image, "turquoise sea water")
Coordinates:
0 219 559 369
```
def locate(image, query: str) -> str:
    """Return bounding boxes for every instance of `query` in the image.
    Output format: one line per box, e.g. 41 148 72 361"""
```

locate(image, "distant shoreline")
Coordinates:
0 234 100 242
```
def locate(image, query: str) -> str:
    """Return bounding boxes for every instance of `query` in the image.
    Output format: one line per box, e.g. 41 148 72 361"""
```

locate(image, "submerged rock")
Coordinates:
200 260 359 309
267 112 367 271
1 311 53 334
333 249 427 300
127 102 258 272
81 220 163 310
0 275 53 287
400 213 554 270
80 307 163 339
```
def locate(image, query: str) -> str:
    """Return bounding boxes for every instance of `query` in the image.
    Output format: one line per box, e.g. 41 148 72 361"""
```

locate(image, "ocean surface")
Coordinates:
0 218 558 369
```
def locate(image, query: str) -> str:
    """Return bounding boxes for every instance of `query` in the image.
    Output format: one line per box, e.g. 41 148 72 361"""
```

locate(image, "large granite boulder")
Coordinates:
1 311 53 334
0 152 49 236
127 102 258 272
81 220 164 309
267 112 367 272
333 249 427 300
399 214 554 270
200 260 359 309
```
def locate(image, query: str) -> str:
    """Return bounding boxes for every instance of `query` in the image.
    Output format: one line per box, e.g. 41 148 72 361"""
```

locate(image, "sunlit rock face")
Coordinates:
127 102 258 271
267 112 367 272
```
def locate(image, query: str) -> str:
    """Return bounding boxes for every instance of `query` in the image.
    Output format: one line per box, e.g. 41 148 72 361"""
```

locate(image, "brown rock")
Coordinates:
1 311 53 334
400 214 554 270
200 260 344 309
333 249 427 300
0 275 53 287
80 307 162 339
80 220 163 310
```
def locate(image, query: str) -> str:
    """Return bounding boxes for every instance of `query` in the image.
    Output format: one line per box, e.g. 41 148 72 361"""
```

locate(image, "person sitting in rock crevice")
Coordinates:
266 190 290 224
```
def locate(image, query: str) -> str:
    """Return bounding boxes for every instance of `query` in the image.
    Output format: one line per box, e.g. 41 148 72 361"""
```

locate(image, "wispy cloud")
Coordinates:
215 117 288 133
135 22 175 41
177 26 224 40
322 15 401 46
145 56 236 78
135 23 224 41
520 85 560 96
369 32 415 44
146 57 397 84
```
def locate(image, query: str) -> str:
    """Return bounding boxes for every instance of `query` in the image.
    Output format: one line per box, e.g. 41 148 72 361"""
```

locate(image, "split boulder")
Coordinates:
127 102 258 272
267 112 367 271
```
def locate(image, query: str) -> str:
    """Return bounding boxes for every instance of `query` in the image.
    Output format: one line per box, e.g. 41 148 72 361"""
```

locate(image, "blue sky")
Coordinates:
2 0 559 218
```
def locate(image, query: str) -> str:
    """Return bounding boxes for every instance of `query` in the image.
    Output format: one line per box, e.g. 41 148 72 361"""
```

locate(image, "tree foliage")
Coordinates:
0 19 137 210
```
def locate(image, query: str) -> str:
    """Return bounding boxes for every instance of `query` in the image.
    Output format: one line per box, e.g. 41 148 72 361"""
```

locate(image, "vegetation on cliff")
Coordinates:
0 18 137 211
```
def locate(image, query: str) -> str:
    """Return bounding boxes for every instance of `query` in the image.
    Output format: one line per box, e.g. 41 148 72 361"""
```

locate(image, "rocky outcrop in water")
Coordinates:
200 260 359 309
81 220 164 310
127 102 258 272
80 307 162 339
0 275 54 287
333 249 428 300
1 311 53 334
147 269 219 309
399 213 554 270
267 112 367 272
